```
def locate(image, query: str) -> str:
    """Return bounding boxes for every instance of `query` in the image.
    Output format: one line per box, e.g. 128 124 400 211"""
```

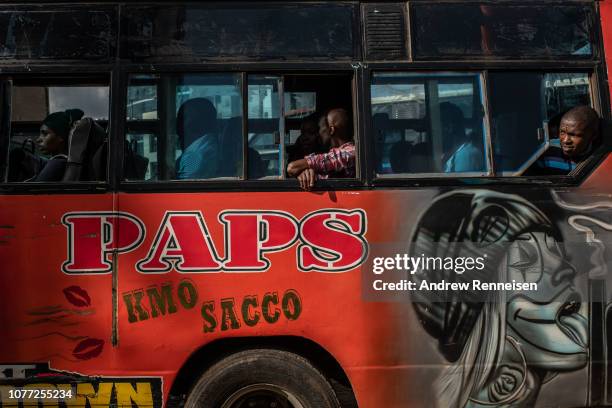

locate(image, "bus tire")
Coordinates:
184 349 342 408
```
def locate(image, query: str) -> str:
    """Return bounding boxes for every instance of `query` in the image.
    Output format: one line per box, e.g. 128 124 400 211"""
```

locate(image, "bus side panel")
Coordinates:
0 194 114 374
113 191 419 406
112 189 599 408
2 184 609 407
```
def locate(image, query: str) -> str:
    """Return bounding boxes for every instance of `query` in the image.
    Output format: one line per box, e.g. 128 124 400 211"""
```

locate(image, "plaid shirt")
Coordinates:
305 142 356 179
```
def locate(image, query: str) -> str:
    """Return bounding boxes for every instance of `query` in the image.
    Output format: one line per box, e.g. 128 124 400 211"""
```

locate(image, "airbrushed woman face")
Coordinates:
505 231 588 370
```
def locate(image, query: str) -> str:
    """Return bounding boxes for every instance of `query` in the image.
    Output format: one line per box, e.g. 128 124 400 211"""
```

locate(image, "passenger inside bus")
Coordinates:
175 98 220 180
441 102 485 173
527 106 600 175
286 108 355 190
286 113 327 164
5 80 110 183
546 111 567 141
29 109 84 182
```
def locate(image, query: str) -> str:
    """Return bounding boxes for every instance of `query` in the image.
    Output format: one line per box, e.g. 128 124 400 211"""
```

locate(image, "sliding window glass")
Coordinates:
371 72 488 177
125 73 243 181
371 71 594 178
489 72 591 175
248 75 283 179
5 78 109 183
125 72 354 182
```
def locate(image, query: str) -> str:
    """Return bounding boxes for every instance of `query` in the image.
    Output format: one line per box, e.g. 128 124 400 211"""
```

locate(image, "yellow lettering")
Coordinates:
65 383 113 408
115 383 153 407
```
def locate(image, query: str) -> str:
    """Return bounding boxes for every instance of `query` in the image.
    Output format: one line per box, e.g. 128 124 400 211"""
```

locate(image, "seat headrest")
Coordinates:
62 118 107 182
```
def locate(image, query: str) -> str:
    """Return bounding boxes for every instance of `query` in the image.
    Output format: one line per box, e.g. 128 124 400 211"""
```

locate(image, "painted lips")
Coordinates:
557 297 588 349
73 338 104 360
63 285 91 307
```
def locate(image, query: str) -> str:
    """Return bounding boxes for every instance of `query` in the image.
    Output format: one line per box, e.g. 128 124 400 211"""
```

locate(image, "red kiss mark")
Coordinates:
73 338 104 360
63 286 91 307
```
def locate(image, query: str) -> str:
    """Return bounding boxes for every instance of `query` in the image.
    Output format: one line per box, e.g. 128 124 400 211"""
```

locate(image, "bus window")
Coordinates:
125 73 243 181
0 6 117 61
6 79 109 182
121 4 356 61
371 72 488 176
282 73 353 173
489 72 592 175
126 72 354 182
411 4 594 60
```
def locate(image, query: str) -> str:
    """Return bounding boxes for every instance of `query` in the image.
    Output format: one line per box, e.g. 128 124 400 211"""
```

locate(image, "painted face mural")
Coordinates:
410 190 588 408
506 232 588 370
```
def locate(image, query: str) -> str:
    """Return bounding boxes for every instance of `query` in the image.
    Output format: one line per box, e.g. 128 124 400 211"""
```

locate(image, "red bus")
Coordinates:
1 1 612 407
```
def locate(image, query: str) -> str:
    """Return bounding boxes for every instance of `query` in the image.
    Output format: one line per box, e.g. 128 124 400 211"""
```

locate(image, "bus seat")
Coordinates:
62 118 107 182
373 111 389 136
218 117 242 177
372 113 390 141
123 140 149 180
373 113 390 172
389 140 413 173
409 142 433 173
248 147 266 179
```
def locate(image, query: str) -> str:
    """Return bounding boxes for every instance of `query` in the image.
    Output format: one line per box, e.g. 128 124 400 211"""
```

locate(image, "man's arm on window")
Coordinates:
287 159 309 177
305 146 355 175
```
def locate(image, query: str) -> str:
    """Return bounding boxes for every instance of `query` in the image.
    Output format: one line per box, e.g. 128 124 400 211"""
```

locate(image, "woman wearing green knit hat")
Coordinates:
30 108 84 182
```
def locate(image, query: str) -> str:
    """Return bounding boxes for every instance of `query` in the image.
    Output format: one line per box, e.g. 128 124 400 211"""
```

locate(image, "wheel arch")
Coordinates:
166 335 358 408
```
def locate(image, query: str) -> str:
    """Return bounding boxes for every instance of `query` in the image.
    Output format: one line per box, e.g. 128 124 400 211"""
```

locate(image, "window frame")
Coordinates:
119 1 361 63
0 0 608 193
488 70 595 177
0 4 118 63
125 71 246 181
370 70 494 178
116 63 364 193
363 60 608 188
0 68 113 194
409 1 598 61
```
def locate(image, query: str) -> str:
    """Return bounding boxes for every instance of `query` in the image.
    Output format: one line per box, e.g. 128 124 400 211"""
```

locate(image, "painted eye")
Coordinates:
508 234 542 283
510 239 537 269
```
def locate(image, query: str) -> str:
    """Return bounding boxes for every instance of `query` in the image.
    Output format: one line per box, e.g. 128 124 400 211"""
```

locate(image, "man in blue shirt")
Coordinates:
529 106 599 176
441 102 485 173
175 98 220 179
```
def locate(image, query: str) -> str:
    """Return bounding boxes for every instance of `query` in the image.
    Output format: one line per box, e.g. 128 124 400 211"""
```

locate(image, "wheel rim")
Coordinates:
220 383 305 408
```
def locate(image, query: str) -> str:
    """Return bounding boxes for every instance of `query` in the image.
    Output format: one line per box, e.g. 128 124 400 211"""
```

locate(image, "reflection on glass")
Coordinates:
127 85 157 120
284 92 316 119
371 72 487 175
489 72 591 174
412 4 594 59
125 134 157 180
248 76 282 179
7 84 110 183
121 4 355 59
125 73 243 181
544 73 591 120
